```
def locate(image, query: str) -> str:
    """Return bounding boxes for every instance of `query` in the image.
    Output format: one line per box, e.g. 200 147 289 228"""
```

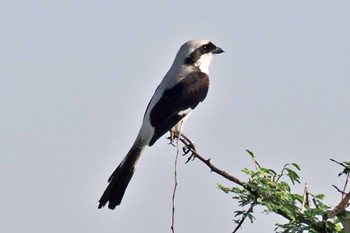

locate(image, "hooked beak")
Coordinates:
212 46 224 54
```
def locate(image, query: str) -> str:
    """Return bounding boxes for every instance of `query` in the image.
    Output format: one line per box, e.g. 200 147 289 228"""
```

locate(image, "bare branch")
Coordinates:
173 133 349 232
177 133 245 187
327 191 350 219
332 185 348 196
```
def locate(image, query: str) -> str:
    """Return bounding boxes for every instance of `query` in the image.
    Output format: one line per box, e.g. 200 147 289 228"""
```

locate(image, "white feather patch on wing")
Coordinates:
178 108 192 116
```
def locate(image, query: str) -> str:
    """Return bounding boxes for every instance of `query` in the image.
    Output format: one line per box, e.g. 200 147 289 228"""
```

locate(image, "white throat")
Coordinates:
195 53 213 75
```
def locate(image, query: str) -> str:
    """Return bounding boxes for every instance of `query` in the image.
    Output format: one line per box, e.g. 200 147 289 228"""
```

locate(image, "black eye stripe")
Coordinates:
201 42 216 52
184 42 217 65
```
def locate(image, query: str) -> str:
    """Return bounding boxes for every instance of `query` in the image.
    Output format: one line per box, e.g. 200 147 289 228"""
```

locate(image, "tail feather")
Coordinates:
98 146 144 209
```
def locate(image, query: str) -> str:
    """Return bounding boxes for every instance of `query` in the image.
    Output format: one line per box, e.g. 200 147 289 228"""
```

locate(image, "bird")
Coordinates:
98 39 224 209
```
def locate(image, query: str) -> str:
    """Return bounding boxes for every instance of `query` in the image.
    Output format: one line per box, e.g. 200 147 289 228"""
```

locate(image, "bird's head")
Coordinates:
177 39 224 74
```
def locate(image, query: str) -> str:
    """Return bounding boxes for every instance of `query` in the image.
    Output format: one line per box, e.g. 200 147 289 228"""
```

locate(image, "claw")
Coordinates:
184 152 196 163
167 130 177 146
182 145 191 154
167 131 198 163
182 139 197 163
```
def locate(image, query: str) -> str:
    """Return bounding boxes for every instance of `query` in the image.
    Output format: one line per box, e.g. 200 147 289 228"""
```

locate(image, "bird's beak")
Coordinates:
212 47 224 54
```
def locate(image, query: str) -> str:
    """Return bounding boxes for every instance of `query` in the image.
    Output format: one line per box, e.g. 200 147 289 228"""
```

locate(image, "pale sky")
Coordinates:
1 1 350 232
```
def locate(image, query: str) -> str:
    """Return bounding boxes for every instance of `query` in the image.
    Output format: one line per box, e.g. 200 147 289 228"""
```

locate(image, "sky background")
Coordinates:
1 1 350 232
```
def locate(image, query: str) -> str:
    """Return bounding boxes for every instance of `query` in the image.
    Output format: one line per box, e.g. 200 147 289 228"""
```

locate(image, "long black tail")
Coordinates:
98 146 144 209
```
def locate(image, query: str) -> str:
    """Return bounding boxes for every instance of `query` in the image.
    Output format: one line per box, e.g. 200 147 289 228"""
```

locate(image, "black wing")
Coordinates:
148 71 209 146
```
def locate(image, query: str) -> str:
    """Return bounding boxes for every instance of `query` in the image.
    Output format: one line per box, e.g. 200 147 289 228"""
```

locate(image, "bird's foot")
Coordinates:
180 134 197 163
167 131 197 163
167 130 178 146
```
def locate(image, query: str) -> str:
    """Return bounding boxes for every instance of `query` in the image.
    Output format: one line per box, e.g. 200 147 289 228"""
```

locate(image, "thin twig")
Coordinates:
170 138 180 233
330 158 347 168
232 199 257 233
177 133 245 187
251 157 261 170
275 164 288 183
343 173 349 199
330 158 350 200
301 183 309 212
333 185 348 195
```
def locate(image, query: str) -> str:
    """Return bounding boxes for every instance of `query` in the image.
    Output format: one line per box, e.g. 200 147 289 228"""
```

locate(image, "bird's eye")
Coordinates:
202 45 208 50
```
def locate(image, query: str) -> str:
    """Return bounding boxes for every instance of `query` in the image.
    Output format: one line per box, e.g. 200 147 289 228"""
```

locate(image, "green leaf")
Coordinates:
246 149 255 159
217 184 231 193
247 213 256 223
261 168 277 176
231 187 244 193
278 181 291 192
286 168 301 184
241 167 253 176
291 163 301 170
314 194 325 200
